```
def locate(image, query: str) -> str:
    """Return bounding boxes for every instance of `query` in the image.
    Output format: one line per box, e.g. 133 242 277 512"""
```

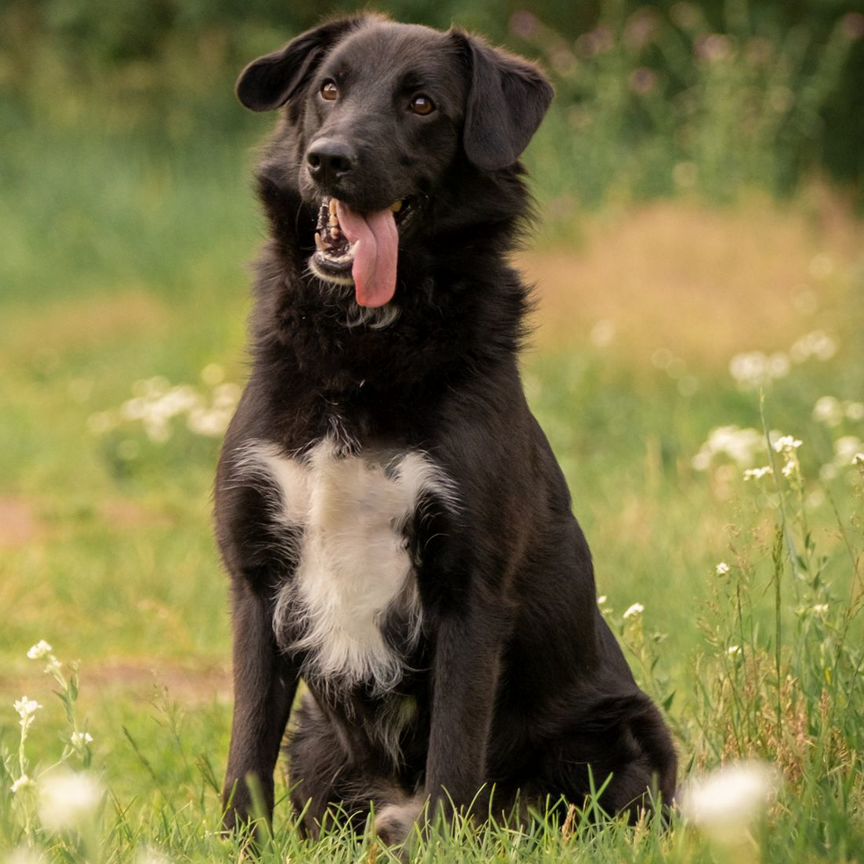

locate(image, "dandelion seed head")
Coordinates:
38 770 104 832
5 847 46 864
135 849 173 864
679 761 780 842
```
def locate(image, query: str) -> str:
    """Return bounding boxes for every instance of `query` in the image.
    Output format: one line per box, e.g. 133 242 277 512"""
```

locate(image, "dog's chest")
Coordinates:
240 438 455 692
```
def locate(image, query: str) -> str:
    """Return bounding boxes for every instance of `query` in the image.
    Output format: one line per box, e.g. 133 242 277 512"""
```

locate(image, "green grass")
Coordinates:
1 118 863 862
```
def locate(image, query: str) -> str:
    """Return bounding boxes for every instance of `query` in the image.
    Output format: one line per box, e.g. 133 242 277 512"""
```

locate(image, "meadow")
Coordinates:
2 6 864 861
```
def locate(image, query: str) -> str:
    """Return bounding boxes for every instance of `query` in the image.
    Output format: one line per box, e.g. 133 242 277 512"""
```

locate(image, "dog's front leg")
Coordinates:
377 601 505 845
222 581 298 830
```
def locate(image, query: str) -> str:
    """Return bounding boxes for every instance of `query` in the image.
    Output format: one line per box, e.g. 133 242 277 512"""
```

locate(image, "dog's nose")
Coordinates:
306 139 356 185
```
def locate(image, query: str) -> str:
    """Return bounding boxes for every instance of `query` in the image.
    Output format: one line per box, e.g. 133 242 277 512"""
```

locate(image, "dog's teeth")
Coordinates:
328 198 339 228
390 200 403 213
330 227 340 240
314 233 324 251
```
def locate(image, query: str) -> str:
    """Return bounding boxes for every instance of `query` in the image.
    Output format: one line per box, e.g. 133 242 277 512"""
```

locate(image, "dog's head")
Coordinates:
237 17 553 309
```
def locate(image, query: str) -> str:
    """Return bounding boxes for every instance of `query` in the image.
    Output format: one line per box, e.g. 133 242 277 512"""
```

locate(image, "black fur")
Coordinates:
216 16 676 842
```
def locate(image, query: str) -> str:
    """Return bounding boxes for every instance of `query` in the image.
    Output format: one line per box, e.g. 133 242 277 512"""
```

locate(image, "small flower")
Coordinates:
782 460 797 478
772 435 802 454
812 604 829 616
727 645 741 656
26 640 53 660
11 774 34 794
715 562 730 576
5 847 46 864
14 697 42 720
70 731 94 749
679 761 781 842
623 603 644 619
38 770 104 831
44 655 63 675
812 395 843 426
135 849 173 864
743 466 772 480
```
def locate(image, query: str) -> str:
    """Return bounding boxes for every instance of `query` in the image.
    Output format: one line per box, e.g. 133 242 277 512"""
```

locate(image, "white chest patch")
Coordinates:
238 438 456 693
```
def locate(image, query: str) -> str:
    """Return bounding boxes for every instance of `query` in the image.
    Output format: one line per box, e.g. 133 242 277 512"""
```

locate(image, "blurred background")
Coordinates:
1 2 863 856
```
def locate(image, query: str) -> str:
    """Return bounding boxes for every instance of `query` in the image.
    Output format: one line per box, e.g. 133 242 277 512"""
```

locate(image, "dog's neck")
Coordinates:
248 161 531 412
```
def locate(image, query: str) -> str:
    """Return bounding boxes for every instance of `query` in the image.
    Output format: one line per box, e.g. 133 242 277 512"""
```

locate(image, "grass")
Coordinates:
0 118 863 862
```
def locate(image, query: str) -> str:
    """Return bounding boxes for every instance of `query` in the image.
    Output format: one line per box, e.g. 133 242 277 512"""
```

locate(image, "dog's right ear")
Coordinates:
236 17 365 112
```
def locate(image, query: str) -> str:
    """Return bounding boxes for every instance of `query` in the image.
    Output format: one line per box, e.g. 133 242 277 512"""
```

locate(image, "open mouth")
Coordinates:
309 196 416 308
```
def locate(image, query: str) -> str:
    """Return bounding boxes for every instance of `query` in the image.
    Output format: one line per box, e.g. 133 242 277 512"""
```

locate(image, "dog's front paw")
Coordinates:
374 795 425 846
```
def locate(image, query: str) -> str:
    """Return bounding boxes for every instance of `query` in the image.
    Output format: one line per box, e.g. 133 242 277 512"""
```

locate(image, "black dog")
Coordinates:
216 15 676 844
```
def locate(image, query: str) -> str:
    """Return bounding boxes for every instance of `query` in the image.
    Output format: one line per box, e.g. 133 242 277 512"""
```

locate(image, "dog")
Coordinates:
215 14 677 844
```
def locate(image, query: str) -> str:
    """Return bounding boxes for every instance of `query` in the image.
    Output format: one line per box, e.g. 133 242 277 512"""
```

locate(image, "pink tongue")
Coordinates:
335 201 398 308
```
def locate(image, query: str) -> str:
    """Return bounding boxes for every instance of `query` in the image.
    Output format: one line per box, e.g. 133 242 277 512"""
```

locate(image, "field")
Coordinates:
2 105 864 862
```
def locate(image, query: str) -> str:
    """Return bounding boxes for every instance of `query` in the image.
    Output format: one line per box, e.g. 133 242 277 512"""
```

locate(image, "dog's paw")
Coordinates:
374 795 425 846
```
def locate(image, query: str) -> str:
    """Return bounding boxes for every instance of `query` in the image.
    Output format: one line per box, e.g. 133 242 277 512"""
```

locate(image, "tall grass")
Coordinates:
517 5 864 208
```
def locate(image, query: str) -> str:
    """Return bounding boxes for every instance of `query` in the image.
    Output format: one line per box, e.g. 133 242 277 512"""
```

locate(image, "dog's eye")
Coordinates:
321 80 339 102
409 94 435 115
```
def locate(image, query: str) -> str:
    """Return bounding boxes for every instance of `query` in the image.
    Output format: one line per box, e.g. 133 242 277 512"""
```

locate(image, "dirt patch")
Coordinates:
0 289 169 359
0 660 232 706
0 497 41 548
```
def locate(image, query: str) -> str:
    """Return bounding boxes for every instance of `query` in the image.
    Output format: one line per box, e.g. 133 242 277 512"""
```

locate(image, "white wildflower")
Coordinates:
10 774 34 794
26 640 53 660
772 435 802 454
14 697 42 721
589 319 616 348
623 603 644 619
186 408 230 437
835 436 864 463
596 595 607 605
135 848 173 864
200 363 225 386
692 425 764 471
808 254 833 280
743 466 772 480
38 770 104 832
812 604 829 616
812 396 843 427
790 329 837 363
727 645 741 656
715 562 730 576
70 731 94 748
846 401 864 421
679 761 781 842
44 655 63 675
5 847 46 864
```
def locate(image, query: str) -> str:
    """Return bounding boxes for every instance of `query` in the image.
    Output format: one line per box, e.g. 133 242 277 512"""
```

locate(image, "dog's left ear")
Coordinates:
454 33 554 171
236 16 367 112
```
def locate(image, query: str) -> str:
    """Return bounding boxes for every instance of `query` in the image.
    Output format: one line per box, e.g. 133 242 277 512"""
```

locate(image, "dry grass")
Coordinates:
0 289 169 362
523 196 863 367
